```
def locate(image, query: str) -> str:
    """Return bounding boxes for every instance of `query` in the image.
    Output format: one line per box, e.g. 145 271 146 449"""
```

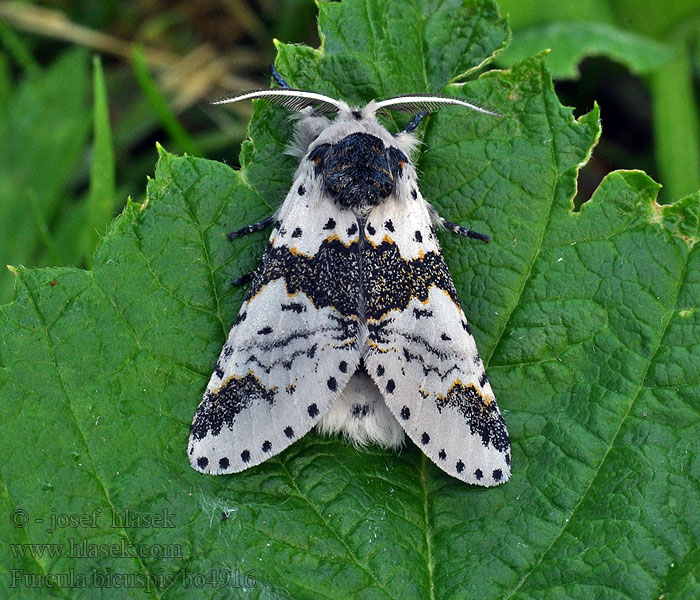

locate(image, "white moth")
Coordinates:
188 70 511 486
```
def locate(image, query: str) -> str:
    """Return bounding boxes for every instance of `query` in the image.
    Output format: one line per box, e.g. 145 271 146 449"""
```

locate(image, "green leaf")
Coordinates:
83 54 117 266
1 1 699 599
131 45 202 157
0 49 91 303
497 22 674 78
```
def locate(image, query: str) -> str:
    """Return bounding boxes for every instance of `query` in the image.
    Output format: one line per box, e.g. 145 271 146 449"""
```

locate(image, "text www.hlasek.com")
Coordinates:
11 538 183 560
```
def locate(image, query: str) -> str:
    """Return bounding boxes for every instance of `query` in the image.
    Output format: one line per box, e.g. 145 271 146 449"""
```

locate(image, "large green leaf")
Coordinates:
1 1 699 598
0 49 91 304
497 22 674 79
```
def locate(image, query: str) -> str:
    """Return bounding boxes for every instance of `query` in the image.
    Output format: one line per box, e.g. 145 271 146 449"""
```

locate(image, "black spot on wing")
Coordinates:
219 457 230 470
241 450 250 463
323 218 336 230
284 426 295 439
439 449 446 460
262 440 272 453
474 468 483 480
214 360 224 379
298 184 306 196
493 469 503 482
347 222 358 236
400 406 410 420
414 230 423 242
197 456 209 469
308 403 319 418
421 432 430 445
479 372 488 387
456 460 465 474
291 227 303 238
384 219 395 232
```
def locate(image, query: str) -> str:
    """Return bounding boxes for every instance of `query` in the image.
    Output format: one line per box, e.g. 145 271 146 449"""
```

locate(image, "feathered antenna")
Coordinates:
213 89 346 116
375 94 500 117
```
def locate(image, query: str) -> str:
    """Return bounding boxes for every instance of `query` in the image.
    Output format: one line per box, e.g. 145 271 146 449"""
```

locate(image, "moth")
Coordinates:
188 68 511 486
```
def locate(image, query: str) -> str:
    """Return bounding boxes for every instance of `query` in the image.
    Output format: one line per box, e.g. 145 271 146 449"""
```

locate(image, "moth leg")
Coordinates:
232 271 255 287
402 110 429 133
270 64 291 89
438 217 490 243
427 205 490 243
227 216 274 241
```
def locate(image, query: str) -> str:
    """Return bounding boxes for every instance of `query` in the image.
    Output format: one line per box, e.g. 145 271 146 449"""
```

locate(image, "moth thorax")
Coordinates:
309 132 407 212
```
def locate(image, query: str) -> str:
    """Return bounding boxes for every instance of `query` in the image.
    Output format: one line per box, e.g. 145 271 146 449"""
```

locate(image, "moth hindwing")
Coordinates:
188 85 510 486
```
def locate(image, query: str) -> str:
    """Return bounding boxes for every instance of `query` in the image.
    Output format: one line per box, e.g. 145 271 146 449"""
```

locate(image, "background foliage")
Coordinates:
0 0 699 598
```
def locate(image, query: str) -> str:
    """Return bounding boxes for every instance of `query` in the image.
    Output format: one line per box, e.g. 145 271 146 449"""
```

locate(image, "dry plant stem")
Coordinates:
0 1 266 107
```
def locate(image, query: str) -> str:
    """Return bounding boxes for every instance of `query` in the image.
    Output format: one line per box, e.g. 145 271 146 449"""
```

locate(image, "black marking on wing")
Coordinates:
248 236 459 321
362 239 460 320
436 382 509 452
214 360 224 378
398 344 461 380
281 302 306 313
190 372 276 440
247 238 360 317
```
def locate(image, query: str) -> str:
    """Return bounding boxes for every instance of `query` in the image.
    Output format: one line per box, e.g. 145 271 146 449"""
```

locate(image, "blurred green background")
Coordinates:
0 0 699 304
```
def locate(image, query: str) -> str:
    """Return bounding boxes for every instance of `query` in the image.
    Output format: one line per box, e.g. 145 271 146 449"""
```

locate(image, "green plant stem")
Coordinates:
131 45 202 157
648 46 700 202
